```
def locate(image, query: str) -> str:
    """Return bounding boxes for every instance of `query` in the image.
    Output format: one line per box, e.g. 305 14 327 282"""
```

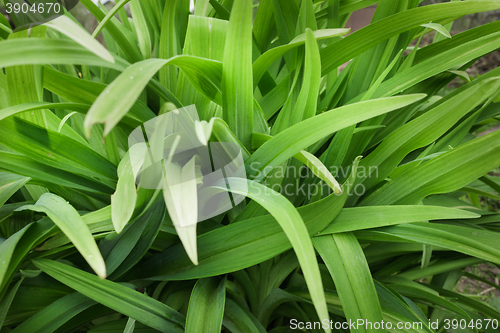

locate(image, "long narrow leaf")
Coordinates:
32 258 185 333
17 194 106 278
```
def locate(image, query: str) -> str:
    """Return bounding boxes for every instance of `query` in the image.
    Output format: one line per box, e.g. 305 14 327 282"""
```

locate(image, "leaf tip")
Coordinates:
94 260 107 279
83 119 93 139
103 123 113 138
188 250 199 266
104 53 116 64
411 93 428 103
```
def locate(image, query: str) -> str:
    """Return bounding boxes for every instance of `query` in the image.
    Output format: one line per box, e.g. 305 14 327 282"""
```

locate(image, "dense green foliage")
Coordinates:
1 0 500 332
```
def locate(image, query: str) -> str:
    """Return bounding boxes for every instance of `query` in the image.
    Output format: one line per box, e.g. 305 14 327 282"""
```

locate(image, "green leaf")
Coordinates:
356 77 500 192
358 223 500 266
130 0 152 59
319 206 479 234
10 292 96 333
247 94 426 181
32 258 185 333
88 319 157 332
253 0 276 52
0 38 124 70
194 0 212 16
272 28 322 133
91 0 131 38
448 70 471 82
162 156 199 265
212 118 250 160
0 217 57 301
385 278 470 319
108 206 163 280
112 153 137 233
159 0 181 92
314 232 384 333
5 29 47 129
256 288 304 327
80 0 142 62
272 0 299 45
131 184 348 280
209 0 230 19
57 112 79 133
83 57 222 137
131 158 358 284
43 66 155 125
294 150 342 194
427 285 500 321
223 298 267 333
293 291 433 333
367 33 500 100
221 0 254 149
3 0 500 329
0 117 117 182
421 23 451 39
103 201 164 278
0 278 23 327
178 15 227 114
320 1 500 75
253 28 349 87
0 224 31 288
373 281 432 333
185 277 226 333
17 194 106 278
215 178 330 332
0 14 12 36
0 151 114 196
252 133 341 194
361 129 500 205
45 15 115 63
37 205 114 252
0 172 30 207
123 318 136 333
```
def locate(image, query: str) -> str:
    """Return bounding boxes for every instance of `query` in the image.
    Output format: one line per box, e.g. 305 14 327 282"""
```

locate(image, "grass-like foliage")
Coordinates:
1 0 500 332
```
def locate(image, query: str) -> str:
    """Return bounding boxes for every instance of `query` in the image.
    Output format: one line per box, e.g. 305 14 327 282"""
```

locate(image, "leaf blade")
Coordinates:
17 194 107 278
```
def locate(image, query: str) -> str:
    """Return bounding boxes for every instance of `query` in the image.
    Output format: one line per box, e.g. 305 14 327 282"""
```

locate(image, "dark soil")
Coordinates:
455 264 500 304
